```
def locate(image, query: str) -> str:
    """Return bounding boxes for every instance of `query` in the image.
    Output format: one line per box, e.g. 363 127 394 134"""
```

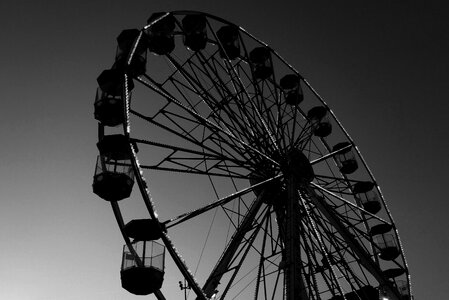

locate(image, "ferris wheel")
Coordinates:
93 11 413 300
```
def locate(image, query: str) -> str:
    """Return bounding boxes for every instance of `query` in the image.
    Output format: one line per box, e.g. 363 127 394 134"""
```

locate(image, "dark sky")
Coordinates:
0 0 448 299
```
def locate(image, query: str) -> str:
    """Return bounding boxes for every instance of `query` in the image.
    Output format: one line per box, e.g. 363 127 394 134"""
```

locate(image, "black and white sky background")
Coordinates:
0 0 448 299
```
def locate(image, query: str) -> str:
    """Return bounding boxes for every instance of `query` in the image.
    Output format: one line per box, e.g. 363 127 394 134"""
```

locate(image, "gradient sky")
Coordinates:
0 1 448 299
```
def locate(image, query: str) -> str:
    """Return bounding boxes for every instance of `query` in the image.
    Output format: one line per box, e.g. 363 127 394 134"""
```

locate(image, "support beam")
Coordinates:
198 190 266 299
306 186 402 300
281 177 309 300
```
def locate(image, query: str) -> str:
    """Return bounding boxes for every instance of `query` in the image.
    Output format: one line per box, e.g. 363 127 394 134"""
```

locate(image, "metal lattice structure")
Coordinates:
93 11 412 300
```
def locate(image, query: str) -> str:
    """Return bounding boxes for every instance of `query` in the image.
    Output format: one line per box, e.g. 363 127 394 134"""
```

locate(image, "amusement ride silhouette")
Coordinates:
92 11 412 300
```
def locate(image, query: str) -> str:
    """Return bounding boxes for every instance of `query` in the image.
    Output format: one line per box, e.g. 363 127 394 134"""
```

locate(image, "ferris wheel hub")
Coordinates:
282 149 315 183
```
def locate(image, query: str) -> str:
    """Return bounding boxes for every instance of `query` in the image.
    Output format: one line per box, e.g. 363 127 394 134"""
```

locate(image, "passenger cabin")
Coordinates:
115 29 147 76
217 25 240 60
125 219 166 241
353 181 381 214
383 267 406 279
332 142 358 174
92 155 134 202
182 14 208 51
94 87 124 127
121 241 165 295
280 74 304 105
369 223 392 236
307 106 332 137
96 68 134 97
345 285 378 300
249 47 273 80
369 223 404 276
95 69 134 126
146 12 176 55
329 285 378 300
374 233 401 261
96 134 133 161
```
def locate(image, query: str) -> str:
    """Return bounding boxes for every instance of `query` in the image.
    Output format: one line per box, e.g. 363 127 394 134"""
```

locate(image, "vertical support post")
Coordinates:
284 175 309 300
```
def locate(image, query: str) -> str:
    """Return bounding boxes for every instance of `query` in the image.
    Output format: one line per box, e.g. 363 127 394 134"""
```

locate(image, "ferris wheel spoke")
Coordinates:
287 99 305 149
218 208 269 300
310 182 389 224
224 61 267 133
134 76 276 165
315 206 378 258
191 50 260 137
165 54 254 144
295 136 325 162
155 108 249 166
295 189 348 298
291 116 315 151
200 77 261 145
308 206 364 267
237 42 283 153
130 108 251 171
132 136 249 177
283 107 299 149
260 211 284 257
168 52 270 150
307 208 378 294
220 58 280 153
296 227 321 299
273 106 289 151
200 190 270 299
136 74 230 139
313 174 358 195
140 164 246 178
312 228 369 296
278 107 306 151
253 210 272 300
262 79 301 151
163 174 282 229
131 108 248 165
206 132 254 163
131 137 230 161
250 80 281 144
304 186 402 298
304 219 358 298
309 142 353 165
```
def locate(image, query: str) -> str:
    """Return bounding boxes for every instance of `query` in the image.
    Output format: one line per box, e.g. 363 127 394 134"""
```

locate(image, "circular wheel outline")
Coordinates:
96 10 412 300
